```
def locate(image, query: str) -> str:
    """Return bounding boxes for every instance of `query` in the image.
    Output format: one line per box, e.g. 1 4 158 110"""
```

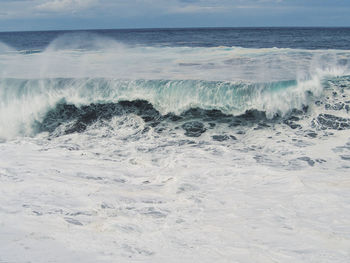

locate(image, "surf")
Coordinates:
1 34 350 139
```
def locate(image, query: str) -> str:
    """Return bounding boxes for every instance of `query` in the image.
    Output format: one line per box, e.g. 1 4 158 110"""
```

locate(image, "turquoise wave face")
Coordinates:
0 76 328 139
0 78 315 114
5 75 346 139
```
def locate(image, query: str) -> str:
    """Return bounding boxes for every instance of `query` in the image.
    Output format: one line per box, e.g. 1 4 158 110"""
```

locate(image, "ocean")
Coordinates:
0 28 350 262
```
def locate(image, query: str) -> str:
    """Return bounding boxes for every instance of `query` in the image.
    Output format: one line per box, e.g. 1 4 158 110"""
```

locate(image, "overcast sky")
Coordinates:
0 0 349 31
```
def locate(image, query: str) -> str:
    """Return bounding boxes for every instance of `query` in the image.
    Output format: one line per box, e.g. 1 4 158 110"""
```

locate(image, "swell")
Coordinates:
0 77 323 139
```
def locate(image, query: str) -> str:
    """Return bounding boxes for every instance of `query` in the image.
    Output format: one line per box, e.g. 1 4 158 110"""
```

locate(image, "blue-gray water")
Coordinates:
1 27 350 50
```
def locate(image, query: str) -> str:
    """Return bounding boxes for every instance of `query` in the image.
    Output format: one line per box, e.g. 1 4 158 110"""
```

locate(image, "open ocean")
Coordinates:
1 28 350 262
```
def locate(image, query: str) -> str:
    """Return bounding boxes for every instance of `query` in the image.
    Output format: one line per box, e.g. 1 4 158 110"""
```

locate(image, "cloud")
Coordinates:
0 0 349 30
166 0 282 14
36 0 98 12
169 5 226 14
0 0 283 18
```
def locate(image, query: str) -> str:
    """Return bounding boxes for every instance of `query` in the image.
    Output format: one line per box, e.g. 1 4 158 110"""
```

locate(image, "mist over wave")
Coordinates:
1 33 349 81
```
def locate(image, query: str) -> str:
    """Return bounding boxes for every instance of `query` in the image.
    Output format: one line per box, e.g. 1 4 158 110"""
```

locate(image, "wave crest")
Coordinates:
0 77 324 139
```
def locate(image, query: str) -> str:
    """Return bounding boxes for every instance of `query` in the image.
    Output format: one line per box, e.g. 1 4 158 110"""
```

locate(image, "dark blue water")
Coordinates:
1 27 350 51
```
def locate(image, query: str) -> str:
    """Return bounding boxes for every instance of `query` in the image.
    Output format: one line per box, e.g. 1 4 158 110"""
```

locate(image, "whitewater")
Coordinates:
0 29 350 262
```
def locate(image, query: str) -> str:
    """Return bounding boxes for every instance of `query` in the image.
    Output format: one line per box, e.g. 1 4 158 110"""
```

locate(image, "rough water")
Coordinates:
0 28 350 262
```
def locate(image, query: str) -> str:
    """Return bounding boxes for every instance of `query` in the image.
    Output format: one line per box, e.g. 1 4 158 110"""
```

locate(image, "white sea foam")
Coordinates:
0 120 350 262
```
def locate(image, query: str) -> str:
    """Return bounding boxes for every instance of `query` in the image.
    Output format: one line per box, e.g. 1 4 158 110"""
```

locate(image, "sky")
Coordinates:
0 0 349 32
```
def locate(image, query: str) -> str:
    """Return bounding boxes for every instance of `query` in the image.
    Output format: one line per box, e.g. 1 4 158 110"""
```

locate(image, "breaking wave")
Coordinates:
0 76 333 139
1 34 350 139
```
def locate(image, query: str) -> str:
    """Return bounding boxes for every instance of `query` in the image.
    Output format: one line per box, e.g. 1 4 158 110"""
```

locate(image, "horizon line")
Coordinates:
1 26 350 34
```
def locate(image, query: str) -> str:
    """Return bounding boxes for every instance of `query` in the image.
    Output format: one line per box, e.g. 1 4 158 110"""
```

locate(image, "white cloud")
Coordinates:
36 0 98 12
0 0 284 18
169 5 226 14
165 0 277 14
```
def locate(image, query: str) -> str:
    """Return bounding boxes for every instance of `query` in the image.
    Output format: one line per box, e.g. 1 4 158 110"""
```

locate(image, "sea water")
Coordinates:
0 28 350 262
